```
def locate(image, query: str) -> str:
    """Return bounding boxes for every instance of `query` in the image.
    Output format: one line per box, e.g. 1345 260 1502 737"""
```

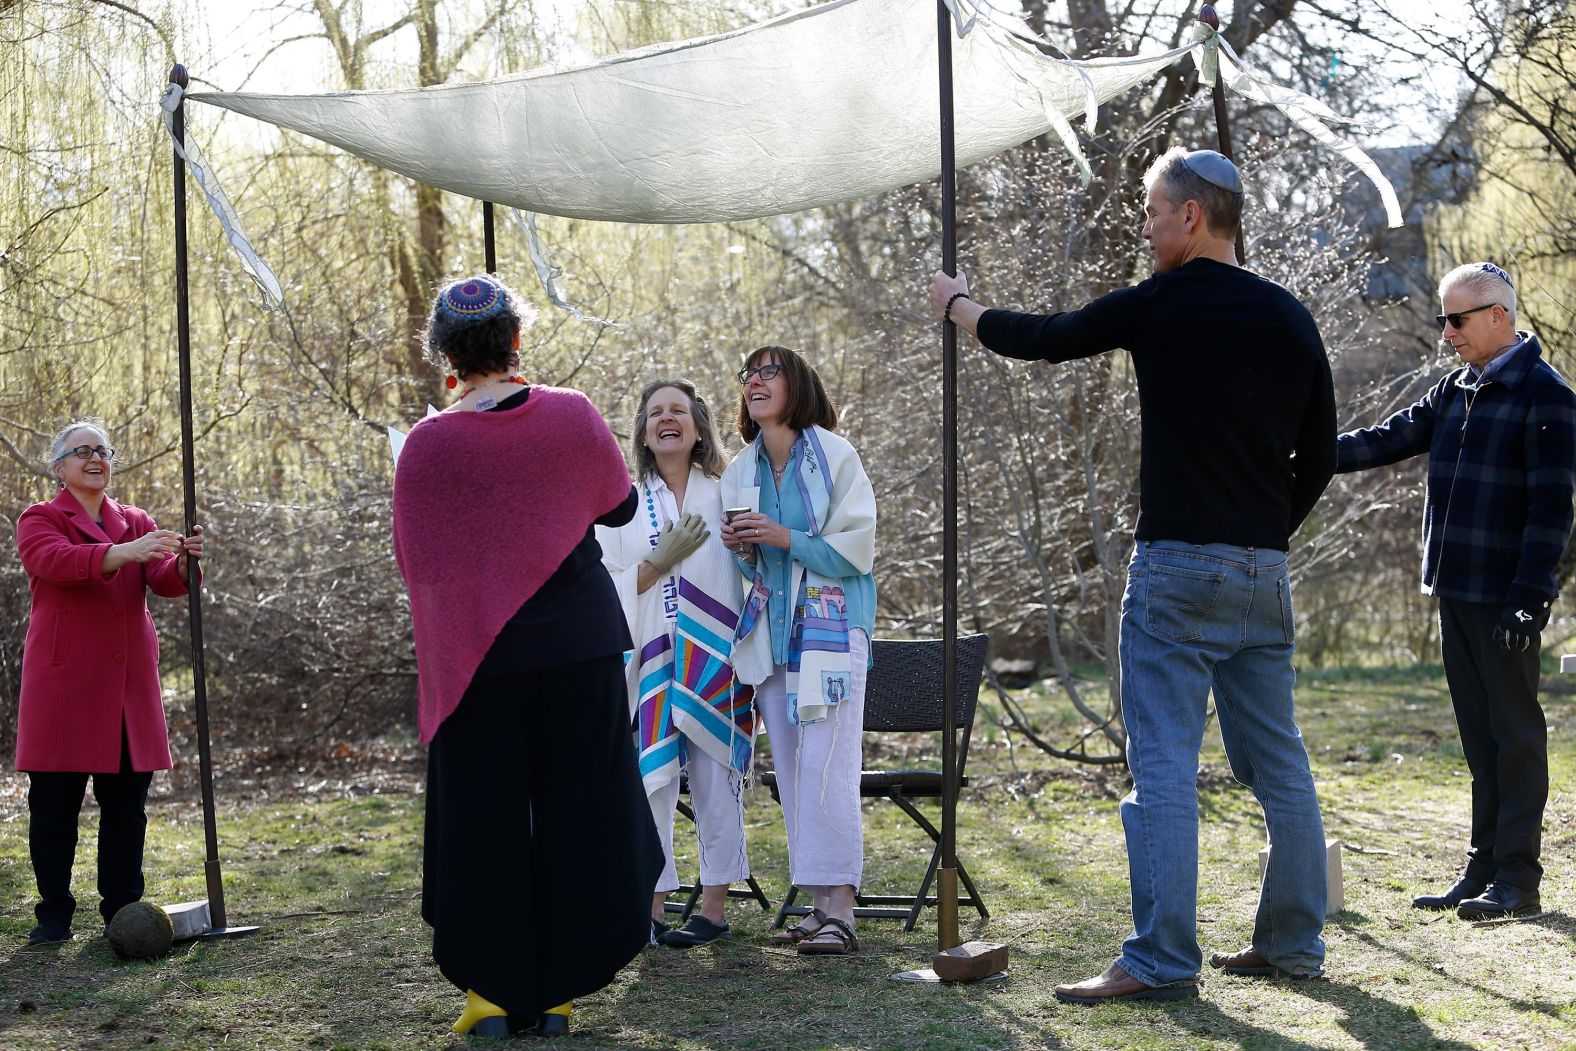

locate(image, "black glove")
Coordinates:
1493 589 1552 652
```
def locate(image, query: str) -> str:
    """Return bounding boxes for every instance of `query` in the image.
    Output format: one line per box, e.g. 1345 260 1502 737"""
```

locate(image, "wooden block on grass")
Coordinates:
932 941 1009 982
164 899 212 941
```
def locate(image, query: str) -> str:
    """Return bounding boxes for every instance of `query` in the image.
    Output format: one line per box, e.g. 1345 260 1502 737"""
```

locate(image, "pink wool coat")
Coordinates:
14 490 189 773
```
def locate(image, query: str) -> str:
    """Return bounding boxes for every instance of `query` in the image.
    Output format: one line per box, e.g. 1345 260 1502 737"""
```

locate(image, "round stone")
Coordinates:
107 901 175 961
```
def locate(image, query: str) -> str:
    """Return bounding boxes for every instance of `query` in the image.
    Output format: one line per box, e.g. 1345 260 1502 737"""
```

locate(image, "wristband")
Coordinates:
943 290 971 323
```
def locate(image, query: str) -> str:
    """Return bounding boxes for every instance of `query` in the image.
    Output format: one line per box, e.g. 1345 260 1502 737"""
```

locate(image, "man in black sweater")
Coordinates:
929 147 1336 1002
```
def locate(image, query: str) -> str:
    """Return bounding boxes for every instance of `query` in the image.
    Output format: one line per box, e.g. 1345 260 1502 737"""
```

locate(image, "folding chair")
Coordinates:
661 772 773 921
762 633 991 932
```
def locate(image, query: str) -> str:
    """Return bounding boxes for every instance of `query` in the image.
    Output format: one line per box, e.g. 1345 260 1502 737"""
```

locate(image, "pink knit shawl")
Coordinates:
392 386 632 743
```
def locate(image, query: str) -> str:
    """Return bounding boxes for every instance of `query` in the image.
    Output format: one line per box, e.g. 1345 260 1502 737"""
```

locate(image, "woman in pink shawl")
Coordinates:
392 275 660 1039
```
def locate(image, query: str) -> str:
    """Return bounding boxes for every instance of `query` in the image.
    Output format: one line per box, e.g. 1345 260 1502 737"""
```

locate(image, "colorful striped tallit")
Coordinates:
600 470 756 796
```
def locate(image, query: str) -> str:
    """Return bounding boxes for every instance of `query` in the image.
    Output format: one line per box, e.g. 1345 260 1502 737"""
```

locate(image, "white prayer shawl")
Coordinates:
598 469 755 792
721 427 876 722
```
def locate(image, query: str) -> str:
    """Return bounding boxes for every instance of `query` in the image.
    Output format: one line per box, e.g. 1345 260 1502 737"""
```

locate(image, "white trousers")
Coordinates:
757 629 867 891
648 745 750 893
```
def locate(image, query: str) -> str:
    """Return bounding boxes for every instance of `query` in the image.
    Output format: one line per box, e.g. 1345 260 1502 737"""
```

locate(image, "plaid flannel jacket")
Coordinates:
1336 333 1576 608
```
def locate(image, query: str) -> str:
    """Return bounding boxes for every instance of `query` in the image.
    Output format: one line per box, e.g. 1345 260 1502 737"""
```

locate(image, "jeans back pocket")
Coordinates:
1144 562 1226 642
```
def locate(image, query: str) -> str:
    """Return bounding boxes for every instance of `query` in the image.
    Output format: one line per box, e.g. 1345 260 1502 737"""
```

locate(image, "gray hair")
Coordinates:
1439 262 1517 328
1142 145 1243 240
46 417 114 486
47 417 112 464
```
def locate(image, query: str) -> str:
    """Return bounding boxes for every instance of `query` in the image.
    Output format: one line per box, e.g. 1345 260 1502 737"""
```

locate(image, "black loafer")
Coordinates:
1457 882 1540 921
661 914 730 948
1412 878 1487 911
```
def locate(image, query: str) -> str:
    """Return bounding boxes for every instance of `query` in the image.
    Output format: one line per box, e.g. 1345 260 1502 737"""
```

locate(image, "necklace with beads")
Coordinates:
643 480 665 544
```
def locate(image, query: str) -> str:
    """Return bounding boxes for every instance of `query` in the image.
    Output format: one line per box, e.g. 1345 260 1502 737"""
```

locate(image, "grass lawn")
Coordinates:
0 663 1572 1050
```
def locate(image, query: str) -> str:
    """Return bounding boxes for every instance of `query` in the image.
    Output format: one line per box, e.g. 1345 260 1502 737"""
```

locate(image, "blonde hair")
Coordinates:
632 378 727 480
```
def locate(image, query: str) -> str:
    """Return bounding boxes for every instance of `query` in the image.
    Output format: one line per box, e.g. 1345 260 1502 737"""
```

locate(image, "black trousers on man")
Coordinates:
1439 597 1547 891
26 730 153 934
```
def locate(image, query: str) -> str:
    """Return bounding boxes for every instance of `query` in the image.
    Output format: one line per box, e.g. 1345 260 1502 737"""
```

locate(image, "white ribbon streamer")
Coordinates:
506 209 617 327
160 84 284 308
1215 39 1403 228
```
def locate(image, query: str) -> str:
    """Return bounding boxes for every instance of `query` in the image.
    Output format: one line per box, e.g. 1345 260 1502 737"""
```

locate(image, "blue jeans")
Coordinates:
1117 540 1327 985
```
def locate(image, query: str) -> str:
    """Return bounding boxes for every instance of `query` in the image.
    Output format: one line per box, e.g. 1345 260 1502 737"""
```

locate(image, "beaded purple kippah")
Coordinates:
436 276 507 319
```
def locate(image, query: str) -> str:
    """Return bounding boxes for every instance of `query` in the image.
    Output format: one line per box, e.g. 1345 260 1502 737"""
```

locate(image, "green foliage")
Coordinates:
1426 0 1576 378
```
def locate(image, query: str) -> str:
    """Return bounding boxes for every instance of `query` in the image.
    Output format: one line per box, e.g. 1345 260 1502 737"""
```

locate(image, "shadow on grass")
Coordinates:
1526 908 1576 948
1282 978 1480 1050
1166 994 1332 1051
602 935 1025 1049
0 935 207 1047
1344 922 1572 1019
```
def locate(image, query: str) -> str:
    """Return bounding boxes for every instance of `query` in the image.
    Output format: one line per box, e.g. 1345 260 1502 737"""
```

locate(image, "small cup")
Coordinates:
723 507 751 524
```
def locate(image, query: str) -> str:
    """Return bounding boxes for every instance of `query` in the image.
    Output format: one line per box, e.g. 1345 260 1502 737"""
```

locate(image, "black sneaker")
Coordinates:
26 925 73 946
661 914 730 948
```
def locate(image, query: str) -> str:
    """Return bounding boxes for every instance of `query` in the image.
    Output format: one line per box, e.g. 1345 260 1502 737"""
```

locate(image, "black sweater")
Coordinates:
976 258 1336 551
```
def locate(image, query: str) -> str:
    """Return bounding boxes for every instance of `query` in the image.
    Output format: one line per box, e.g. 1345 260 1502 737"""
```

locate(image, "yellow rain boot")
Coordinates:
537 1001 572 1038
453 989 511 1038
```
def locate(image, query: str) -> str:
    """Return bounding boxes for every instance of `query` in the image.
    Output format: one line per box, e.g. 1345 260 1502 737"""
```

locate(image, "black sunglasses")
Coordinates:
737 363 784 384
1436 303 1496 330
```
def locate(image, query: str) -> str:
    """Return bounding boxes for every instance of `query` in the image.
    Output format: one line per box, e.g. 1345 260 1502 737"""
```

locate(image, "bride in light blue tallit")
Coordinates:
720 345 877 957
598 378 756 950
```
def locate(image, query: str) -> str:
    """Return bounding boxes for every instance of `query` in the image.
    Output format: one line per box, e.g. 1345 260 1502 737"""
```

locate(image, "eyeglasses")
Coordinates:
1436 304 1496 330
737 363 784 384
63 445 114 461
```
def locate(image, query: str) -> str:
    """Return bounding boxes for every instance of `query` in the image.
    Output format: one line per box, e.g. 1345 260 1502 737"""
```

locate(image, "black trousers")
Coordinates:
423 654 662 1019
1439 597 1547 891
26 730 153 931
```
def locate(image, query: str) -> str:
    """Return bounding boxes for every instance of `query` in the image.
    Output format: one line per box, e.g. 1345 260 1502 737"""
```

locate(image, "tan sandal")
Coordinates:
796 915 858 956
770 908 829 945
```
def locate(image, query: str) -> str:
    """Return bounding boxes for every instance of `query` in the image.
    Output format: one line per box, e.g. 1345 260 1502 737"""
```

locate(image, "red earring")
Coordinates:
445 375 459 390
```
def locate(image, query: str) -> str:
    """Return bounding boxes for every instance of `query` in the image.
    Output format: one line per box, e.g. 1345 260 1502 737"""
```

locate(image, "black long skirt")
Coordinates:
422 653 661 1018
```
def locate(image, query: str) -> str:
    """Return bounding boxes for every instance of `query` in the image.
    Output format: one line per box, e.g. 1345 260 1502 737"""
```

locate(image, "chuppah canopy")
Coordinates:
167 0 1401 308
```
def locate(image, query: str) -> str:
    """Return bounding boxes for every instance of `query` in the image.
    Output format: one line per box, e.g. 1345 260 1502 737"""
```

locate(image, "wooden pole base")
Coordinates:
937 866 960 951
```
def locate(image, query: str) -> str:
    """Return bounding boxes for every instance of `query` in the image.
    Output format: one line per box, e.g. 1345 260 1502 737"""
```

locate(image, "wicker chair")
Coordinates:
762 633 991 932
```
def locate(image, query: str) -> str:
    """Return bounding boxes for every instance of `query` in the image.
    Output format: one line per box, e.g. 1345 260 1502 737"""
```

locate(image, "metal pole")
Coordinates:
1197 6 1246 265
482 201 496 273
935 0 960 954
170 66 257 940
169 63 228 931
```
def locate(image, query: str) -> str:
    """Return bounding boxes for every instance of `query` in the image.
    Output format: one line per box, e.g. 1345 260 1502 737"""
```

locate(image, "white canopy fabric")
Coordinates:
168 0 1401 307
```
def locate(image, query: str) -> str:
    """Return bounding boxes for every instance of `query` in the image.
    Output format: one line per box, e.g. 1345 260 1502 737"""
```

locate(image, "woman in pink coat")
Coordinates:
14 418 204 945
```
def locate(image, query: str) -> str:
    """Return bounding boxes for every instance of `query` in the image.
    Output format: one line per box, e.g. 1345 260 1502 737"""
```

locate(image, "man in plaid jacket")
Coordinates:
1336 261 1576 921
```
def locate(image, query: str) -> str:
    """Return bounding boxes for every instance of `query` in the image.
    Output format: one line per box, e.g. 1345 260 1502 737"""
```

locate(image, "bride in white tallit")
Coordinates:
597 378 757 949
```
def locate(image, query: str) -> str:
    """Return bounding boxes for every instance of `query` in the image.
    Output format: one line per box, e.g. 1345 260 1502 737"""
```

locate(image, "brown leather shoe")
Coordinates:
1209 945 1324 979
1053 962 1198 1005
1209 946 1276 975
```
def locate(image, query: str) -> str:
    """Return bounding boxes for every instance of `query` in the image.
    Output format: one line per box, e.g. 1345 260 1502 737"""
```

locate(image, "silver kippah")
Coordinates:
1179 149 1243 194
